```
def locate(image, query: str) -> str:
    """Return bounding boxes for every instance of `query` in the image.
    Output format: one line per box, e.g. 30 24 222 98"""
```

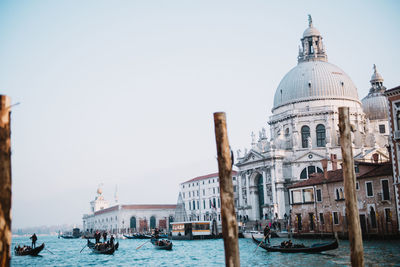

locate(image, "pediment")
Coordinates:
293 151 326 162
354 147 389 161
238 149 265 164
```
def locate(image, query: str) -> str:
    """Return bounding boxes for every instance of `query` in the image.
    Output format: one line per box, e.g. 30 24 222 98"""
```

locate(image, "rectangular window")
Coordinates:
316 189 322 202
396 110 400 131
218 198 220 208
385 208 391 222
335 187 344 200
203 189 205 196
382 180 390 200
213 188 215 194
319 213 324 225
333 212 339 225
355 165 359 173
303 188 314 202
189 202 191 210
291 190 302 203
233 186 237 192
366 181 373 197
379 124 385 133
189 192 191 197
183 192 185 198
356 182 359 191
203 200 205 209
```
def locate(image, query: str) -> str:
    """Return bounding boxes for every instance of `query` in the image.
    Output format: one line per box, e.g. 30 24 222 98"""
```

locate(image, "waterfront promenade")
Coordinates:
11 236 400 266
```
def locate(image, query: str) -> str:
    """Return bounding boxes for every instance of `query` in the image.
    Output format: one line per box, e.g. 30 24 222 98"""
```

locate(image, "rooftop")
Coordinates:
182 171 237 184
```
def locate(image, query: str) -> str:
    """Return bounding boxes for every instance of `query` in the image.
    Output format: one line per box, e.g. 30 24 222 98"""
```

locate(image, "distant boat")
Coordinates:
123 233 153 239
60 228 81 239
14 243 45 256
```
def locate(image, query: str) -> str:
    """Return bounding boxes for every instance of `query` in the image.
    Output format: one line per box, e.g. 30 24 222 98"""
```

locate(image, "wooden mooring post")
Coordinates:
213 112 240 267
0 95 12 267
338 107 364 267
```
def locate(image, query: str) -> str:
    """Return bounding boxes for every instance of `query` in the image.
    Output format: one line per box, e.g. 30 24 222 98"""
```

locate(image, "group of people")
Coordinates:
94 230 115 247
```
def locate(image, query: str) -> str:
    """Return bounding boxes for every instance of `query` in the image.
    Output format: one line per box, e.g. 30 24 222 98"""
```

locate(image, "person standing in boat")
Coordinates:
103 231 107 242
95 230 101 244
263 225 270 244
30 233 37 248
110 235 115 246
154 228 160 239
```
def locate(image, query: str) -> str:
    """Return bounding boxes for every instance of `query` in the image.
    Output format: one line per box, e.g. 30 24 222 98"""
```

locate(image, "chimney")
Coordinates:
330 154 338 170
321 159 328 179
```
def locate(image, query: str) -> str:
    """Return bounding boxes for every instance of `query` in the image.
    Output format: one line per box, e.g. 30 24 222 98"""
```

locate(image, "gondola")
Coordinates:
123 233 153 239
14 243 45 256
87 240 119 255
150 238 173 250
252 235 338 253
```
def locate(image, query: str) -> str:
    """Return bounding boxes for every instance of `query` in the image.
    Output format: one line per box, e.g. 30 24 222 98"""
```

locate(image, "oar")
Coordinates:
254 236 267 252
136 240 151 250
45 248 55 255
80 244 87 253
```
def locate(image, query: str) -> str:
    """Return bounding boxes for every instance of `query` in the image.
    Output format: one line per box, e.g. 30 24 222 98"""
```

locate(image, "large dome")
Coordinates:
273 61 360 109
362 94 388 120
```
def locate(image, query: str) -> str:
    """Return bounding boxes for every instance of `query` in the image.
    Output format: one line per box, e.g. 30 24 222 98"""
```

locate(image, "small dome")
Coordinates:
303 26 321 38
273 61 360 110
362 94 388 120
370 64 384 83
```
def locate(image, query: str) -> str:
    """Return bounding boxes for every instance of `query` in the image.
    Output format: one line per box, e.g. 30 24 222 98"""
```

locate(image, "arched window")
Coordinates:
130 216 136 230
150 216 156 229
316 124 326 147
301 126 310 148
300 166 323 179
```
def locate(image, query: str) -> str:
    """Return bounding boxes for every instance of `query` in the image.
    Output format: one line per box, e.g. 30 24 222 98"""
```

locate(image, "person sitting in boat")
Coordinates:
30 233 37 248
103 231 107 242
287 240 293 248
263 225 271 244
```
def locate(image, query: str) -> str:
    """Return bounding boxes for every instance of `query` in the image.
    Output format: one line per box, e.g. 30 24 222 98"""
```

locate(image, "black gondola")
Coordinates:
150 238 173 250
87 240 118 255
252 235 338 253
14 243 45 256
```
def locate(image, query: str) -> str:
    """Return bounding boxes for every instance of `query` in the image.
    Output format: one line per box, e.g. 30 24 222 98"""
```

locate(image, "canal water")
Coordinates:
11 236 400 266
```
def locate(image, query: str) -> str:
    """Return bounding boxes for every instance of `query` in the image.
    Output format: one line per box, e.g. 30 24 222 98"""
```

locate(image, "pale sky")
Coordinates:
1 0 399 228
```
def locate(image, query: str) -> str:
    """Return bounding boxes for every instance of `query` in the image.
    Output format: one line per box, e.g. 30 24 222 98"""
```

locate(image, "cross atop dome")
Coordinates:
298 15 327 63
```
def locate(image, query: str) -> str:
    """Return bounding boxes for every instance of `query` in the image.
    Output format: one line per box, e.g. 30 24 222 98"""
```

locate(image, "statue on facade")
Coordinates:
307 136 312 149
237 149 242 159
262 128 267 139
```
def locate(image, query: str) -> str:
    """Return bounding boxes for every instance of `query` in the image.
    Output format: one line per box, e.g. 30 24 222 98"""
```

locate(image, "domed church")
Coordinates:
235 16 389 222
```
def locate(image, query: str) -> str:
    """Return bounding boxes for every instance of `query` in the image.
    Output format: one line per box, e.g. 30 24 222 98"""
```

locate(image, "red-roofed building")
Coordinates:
178 171 238 227
288 162 398 237
384 85 400 232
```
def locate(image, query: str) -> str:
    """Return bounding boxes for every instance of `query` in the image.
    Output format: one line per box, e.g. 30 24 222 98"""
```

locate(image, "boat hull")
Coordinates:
14 243 45 256
252 235 338 253
151 239 173 250
87 240 118 255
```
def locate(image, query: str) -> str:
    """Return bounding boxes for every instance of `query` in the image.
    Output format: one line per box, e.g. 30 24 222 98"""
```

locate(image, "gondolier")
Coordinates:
263 225 270 244
30 233 38 248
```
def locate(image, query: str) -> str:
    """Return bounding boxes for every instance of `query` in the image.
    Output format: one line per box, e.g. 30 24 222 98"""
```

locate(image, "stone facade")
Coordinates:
384 85 400 231
82 190 176 234
288 162 398 237
234 17 389 223
179 172 238 226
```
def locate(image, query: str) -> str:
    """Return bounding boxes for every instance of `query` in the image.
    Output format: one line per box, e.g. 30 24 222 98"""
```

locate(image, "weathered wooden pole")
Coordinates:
0 95 12 267
338 107 364 267
213 112 240 267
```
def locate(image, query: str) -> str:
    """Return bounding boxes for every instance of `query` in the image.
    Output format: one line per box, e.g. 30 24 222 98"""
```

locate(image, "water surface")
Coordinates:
11 236 400 266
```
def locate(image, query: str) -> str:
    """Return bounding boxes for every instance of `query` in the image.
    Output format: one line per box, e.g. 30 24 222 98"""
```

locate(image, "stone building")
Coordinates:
234 16 389 223
178 171 238 226
384 85 400 231
288 162 397 237
82 188 176 234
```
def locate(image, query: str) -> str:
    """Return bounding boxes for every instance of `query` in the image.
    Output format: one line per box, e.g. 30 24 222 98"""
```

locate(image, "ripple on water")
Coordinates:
10 236 400 266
